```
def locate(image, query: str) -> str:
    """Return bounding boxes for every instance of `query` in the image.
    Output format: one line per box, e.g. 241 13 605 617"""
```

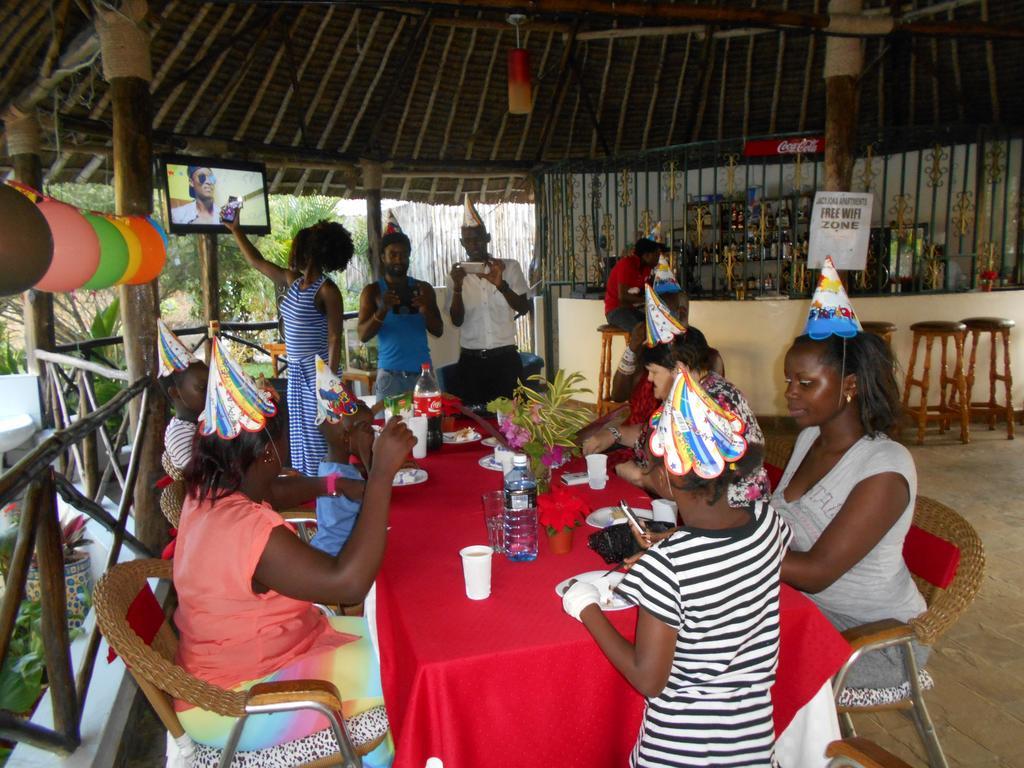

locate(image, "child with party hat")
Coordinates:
311 356 374 555
173 335 415 766
157 319 209 473
564 368 790 767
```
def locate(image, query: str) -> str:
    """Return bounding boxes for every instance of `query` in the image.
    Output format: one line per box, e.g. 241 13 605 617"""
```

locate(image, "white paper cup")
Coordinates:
652 498 678 524
459 545 493 600
408 415 428 459
586 453 609 489
494 445 515 475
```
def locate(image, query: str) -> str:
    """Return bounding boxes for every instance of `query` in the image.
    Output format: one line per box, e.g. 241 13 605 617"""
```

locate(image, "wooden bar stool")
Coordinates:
901 321 970 445
265 341 287 376
860 321 897 348
956 317 1015 439
342 368 378 396
597 325 631 416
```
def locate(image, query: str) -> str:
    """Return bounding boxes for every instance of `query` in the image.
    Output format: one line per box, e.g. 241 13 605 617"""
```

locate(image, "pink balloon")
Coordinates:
35 200 101 292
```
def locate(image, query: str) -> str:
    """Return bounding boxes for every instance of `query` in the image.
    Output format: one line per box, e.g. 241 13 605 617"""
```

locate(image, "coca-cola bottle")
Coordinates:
413 363 443 451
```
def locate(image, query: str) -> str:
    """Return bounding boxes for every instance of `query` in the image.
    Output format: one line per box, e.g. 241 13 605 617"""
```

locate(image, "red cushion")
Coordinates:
903 525 960 589
764 462 785 493
107 584 165 663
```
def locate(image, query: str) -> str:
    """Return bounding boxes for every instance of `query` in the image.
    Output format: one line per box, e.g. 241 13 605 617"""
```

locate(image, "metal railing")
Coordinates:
0 354 155 755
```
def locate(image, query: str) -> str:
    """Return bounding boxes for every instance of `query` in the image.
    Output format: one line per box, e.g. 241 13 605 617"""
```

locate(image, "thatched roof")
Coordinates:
2 0 1023 202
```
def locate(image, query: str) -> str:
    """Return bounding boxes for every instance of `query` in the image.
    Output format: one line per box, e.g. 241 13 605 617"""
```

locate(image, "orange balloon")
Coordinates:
105 216 142 284
123 216 167 284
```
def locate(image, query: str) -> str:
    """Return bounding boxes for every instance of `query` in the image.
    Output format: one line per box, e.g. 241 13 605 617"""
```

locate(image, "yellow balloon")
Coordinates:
106 215 143 284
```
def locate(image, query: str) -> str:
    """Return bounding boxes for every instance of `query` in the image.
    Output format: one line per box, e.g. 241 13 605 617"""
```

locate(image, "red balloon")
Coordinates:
123 216 167 284
0 184 52 296
35 200 101 292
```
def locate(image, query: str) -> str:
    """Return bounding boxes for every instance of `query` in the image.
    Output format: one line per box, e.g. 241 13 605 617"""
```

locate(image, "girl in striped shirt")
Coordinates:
563 369 791 767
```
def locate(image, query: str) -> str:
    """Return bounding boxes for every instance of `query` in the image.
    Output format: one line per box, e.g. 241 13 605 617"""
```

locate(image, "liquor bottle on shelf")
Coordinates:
782 230 793 261
765 202 776 232
779 200 792 231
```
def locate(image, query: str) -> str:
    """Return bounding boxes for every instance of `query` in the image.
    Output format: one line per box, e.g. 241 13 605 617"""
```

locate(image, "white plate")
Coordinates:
585 506 655 529
478 454 503 472
393 468 428 487
443 428 481 444
481 436 499 448
554 571 631 611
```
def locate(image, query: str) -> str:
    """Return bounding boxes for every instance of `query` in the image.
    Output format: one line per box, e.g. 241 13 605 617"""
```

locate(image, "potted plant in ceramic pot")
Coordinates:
488 370 592 493
538 487 588 554
979 269 998 292
26 513 93 631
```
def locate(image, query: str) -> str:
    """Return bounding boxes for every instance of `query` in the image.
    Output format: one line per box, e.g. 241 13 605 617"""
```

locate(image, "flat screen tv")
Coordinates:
159 154 271 235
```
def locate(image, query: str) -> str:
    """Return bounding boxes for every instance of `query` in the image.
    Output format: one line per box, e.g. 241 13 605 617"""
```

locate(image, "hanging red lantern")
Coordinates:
507 15 532 115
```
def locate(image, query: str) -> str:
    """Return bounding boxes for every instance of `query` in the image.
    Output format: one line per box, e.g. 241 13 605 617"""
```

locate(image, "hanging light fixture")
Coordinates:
507 14 532 115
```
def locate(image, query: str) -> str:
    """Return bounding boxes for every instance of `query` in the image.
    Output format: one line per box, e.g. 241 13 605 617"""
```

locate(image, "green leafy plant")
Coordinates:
0 332 24 375
488 370 592 490
0 599 45 715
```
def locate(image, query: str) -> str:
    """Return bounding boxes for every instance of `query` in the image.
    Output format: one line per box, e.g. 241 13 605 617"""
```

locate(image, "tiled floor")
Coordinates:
805 425 1024 767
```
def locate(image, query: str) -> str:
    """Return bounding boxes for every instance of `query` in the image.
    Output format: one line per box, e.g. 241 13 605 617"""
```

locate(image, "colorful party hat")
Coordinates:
652 255 681 295
315 356 359 424
382 210 403 236
462 194 484 228
645 284 687 347
648 369 747 480
199 337 277 439
157 318 198 378
649 221 664 243
805 256 862 340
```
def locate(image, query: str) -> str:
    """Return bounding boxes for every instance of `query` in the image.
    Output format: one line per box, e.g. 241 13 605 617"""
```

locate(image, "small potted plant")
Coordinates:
538 487 588 554
979 269 998 292
26 513 93 631
488 370 592 493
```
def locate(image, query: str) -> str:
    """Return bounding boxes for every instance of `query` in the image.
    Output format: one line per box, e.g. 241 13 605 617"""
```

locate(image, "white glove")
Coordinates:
591 575 618 607
562 580 600 621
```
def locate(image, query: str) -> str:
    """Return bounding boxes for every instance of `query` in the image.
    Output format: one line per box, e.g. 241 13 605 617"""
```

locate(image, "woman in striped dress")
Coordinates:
227 219 353 476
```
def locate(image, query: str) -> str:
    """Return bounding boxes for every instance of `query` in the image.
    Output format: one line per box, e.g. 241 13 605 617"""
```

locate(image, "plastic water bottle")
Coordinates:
503 454 538 562
413 363 443 451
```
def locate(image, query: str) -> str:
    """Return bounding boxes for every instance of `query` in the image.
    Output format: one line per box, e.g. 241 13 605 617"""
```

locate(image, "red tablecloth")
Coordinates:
376 438 851 768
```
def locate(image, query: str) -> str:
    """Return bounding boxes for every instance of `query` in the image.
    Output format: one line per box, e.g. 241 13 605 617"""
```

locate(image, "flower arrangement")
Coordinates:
488 370 592 492
979 269 998 291
538 487 588 536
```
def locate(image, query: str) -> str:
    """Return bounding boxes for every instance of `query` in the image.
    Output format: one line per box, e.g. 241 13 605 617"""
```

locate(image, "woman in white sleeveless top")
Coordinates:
773 332 927 691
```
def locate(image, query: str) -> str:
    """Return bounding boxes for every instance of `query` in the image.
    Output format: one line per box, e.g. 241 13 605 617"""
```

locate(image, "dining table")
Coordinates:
369 428 852 768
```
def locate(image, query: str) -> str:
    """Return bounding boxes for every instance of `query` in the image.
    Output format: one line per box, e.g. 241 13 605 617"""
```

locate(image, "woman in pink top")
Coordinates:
174 403 414 767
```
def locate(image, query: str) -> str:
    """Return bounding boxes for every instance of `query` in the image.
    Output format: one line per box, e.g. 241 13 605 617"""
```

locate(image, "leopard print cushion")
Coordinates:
187 705 389 767
837 669 934 709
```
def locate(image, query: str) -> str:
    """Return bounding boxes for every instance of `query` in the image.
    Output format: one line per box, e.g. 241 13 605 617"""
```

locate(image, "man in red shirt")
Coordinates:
604 238 667 330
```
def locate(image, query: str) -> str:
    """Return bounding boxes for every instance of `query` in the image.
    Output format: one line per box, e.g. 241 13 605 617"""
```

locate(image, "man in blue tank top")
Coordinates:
357 214 444 398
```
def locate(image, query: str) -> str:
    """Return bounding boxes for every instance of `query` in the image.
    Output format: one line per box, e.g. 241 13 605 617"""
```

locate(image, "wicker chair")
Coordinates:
94 558 387 768
826 738 914 768
762 434 796 472
160 452 186 528
833 496 985 768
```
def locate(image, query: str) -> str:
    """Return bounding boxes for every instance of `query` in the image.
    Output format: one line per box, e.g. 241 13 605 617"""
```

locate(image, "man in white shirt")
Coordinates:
447 196 530 406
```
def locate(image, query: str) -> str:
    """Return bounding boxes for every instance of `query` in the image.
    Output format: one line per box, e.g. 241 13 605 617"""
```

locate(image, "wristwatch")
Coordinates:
606 425 623 446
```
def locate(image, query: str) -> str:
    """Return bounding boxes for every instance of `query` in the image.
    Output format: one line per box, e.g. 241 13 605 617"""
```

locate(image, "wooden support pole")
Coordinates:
101 0 168 554
363 160 383 281
824 0 862 191
198 234 220 324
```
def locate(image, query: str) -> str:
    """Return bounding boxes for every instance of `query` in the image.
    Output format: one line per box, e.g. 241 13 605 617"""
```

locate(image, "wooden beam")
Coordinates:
642 35 668 150
40 0 72 79
562 39 590 158
823 0 861 191
948 16 964 122
614 38 642 153
769 26 786 132
402 23 456 199
198 235 219 323
687 30 716 142
981 0 999 122
403 0 1024 39
742 23 756 137
438 22 479 161
534 25 579 163
431 16 568 33
667 33 692 145
591 38 615 157
798 5 818 132
456 28 502 202
388 25 436 160
716 38 731 141
264 7 332 145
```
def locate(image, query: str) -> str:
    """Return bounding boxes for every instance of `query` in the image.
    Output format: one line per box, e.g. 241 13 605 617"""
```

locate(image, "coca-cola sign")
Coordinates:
743 137 825 157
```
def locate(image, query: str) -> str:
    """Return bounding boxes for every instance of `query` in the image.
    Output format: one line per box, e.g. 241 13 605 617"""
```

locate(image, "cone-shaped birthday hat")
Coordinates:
199 337 277 439
382 210 402 236
157 318 198 378
652 255 681 295
649 221 664 243
315 356 359 425
648 368 747 480
462 194 484 228
645 284 687 347
805 256 862 340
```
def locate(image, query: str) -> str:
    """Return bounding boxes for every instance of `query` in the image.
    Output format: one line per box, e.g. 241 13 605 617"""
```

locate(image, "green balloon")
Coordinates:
81 213 129 289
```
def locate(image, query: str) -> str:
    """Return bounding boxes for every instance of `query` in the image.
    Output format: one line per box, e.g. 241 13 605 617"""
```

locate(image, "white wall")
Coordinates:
558 291 1024 416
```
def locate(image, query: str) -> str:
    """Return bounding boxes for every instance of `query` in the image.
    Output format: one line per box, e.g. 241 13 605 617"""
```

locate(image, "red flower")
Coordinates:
538 487 588 535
